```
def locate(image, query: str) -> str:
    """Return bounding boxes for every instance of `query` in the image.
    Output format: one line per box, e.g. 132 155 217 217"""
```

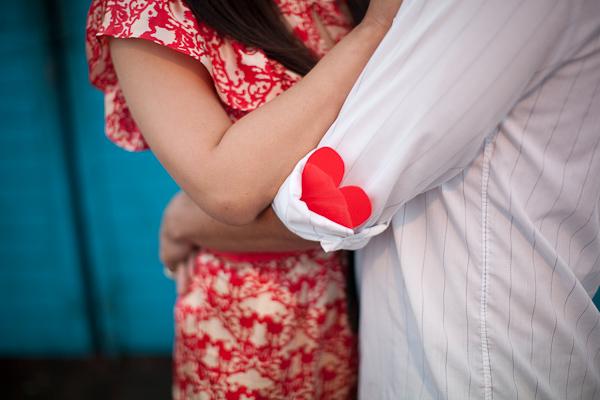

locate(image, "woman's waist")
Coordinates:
195 247 340 264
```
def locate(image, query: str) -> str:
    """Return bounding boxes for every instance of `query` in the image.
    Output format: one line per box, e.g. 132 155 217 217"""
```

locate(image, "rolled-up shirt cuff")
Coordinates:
272 150 388 252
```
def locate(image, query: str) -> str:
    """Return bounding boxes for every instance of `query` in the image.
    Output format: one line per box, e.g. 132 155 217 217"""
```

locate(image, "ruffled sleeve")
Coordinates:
85 0 212 151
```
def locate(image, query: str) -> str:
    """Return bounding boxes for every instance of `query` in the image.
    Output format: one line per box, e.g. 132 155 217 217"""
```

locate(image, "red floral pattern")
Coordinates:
175 250 356 399
86 1 356 399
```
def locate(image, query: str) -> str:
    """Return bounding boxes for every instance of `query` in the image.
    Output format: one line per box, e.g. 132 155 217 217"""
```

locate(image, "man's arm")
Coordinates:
272 0 575 251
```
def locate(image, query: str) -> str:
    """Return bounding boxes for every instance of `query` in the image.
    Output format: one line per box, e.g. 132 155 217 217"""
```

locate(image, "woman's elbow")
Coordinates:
196 189 266 226
214 198 263 226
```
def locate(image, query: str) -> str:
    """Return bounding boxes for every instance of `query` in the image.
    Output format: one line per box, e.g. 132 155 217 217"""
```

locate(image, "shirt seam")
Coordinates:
480 136 494 400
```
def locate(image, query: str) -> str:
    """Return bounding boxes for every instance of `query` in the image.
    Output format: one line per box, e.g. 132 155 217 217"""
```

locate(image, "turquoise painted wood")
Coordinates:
0 2 90 355
57 0 179 354
0 0 178 356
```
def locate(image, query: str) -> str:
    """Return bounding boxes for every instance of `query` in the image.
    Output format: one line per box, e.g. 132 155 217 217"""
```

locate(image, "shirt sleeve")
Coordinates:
86 0 212 151
272 0 573 252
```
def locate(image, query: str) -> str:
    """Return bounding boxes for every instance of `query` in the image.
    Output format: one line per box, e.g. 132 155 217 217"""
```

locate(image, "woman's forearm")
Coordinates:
162 192 318 253
191 208 318 253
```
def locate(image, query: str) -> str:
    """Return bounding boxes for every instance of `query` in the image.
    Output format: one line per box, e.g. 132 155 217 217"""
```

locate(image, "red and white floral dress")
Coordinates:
86 1 357 398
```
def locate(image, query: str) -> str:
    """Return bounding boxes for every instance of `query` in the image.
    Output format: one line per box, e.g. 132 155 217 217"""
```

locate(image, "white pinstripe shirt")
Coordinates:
273 0 600 398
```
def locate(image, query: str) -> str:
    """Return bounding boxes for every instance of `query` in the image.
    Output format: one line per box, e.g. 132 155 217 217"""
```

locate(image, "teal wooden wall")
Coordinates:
0 0 179 356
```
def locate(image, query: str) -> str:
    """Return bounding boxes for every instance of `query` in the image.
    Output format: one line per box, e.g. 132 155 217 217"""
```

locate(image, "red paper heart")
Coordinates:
301 147 371 228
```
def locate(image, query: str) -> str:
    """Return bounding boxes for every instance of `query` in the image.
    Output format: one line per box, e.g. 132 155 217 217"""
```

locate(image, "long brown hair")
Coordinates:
184 0 369 76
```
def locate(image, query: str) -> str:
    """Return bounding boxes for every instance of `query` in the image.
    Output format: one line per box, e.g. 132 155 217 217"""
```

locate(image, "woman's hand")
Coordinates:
363 0 404 30
160 190 320 291
159 191 199 273
160 189 319 271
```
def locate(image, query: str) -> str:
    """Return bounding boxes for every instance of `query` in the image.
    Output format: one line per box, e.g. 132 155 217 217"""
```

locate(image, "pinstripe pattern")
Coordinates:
461 172 473 400
272 0 600 398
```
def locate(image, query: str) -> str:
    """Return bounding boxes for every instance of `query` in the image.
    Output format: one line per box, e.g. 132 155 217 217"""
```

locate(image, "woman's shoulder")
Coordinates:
86 0 224 151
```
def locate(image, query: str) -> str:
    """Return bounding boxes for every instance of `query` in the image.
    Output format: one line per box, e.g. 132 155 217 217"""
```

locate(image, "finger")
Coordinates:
175 261 189 295
179 255 196 295
160 239 193 270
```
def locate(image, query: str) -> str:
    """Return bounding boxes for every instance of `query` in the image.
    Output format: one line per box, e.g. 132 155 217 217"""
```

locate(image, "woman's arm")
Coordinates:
109 1 402 226
159 192 317 270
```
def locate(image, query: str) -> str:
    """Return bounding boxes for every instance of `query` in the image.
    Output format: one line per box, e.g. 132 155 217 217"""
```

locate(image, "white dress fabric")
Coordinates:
272 0 600 398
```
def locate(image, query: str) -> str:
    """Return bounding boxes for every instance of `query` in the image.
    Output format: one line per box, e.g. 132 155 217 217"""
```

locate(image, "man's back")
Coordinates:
356 1 600 398
271 0 600 397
